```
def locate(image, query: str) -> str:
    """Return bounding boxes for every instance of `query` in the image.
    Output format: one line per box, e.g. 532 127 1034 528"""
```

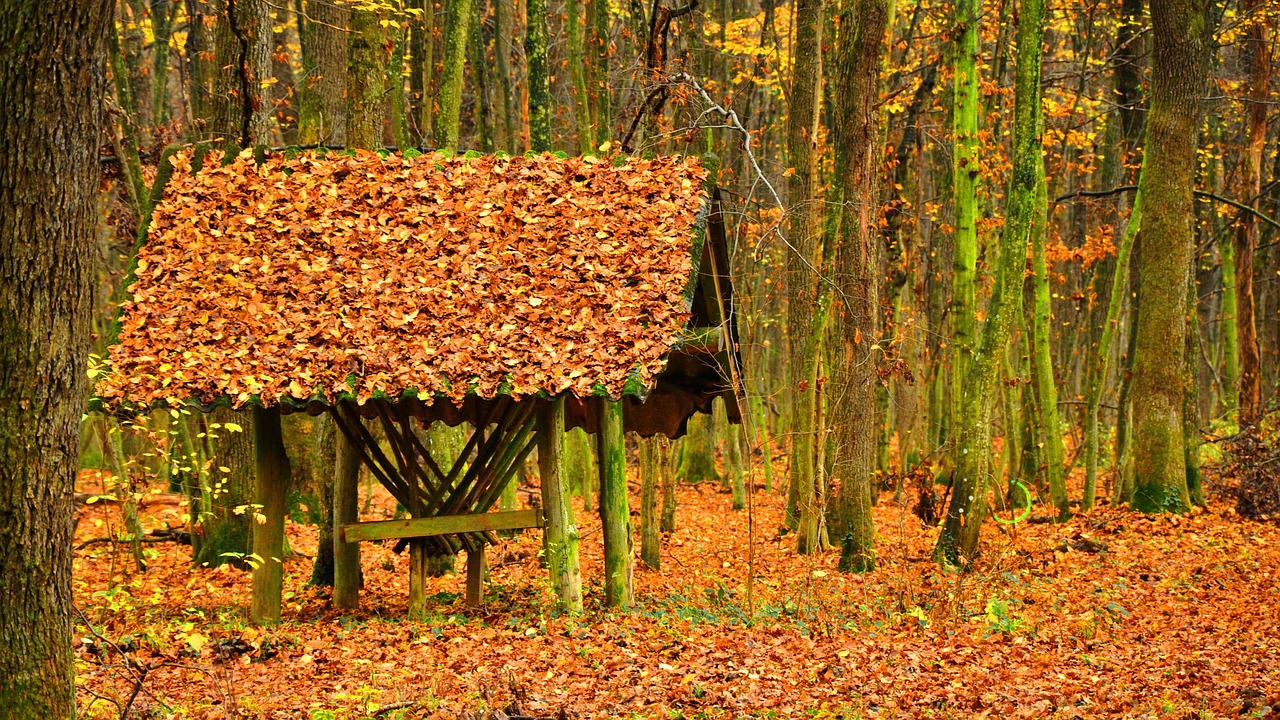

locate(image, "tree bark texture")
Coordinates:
208 0 273 144
0 1 112 715
538 398 582 612
1234 0 1270 425
783 0 824 536
296 0 349 145
526 0 552 153
1131 0 1212 513
347 6 389 149
937 0 1047 563
251 407 292 624
435 0 475 152
596 399 633 608
827 0 890 573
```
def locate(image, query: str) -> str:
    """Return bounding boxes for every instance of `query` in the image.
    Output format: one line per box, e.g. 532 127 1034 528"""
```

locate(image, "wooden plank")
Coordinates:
340 509 543 543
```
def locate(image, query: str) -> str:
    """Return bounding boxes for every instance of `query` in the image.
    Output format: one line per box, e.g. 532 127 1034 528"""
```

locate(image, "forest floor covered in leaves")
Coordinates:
73 457 1280 719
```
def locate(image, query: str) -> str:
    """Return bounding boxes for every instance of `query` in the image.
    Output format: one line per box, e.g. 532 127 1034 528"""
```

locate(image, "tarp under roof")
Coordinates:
94 148 736 434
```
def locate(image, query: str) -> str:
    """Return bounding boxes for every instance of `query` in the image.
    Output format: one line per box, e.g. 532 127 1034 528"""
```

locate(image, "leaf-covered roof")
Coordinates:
95 148 710 412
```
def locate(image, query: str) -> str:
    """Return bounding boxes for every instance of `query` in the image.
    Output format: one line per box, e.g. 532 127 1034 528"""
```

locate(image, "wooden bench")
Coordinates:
340 508 544 607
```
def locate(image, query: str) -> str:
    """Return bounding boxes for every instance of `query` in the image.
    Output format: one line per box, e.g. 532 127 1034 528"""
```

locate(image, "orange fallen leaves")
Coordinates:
96 149 709 411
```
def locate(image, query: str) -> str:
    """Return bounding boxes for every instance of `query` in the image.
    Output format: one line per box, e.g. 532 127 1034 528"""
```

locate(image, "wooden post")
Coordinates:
538 397 582 612
251 407 292 625
465 544 486 606
332 404 361 610
596 397 633 608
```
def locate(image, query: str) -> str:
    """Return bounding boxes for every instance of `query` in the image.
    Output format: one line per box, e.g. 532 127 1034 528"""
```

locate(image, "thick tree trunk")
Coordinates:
0 1 111 715
1131 0 1212 513
209 0 274 144
827 0 890 573
296 0 349 146
347 6 389 149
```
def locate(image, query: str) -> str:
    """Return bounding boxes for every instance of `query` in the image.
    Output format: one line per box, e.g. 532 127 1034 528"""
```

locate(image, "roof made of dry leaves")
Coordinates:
95 148 710 412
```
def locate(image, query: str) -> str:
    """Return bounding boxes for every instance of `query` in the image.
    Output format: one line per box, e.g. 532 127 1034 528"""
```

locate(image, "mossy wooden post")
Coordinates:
639 437 661 569
538 397 582 611
252 407 292 625
596 397 633 608
332 404 361 610
679 411 719 484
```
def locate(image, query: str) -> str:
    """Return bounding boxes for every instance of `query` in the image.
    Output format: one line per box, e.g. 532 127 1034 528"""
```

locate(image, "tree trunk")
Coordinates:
308 415 337 586
1130 0 1212 514
936 0 1046 563
209 0 274 145
193 410 255 567
783 0 824 536
296 0 349 146
827 0 890 573
347 6 389 149
526 0 551 152
567 0 594 153
436 0 476 152
493 0 517 151
1234 0 1269 426
1029 155 1070 519
0 1 111 714
949 0 980 409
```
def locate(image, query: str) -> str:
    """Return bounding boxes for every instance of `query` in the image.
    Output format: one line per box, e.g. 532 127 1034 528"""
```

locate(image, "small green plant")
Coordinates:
982 599 1023 638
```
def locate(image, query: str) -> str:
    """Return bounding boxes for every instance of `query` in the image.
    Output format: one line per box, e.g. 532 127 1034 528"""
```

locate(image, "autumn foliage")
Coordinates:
96 149 709 412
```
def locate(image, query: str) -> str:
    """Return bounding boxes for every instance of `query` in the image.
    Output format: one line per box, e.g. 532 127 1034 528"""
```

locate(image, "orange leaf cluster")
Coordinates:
97 149 709 410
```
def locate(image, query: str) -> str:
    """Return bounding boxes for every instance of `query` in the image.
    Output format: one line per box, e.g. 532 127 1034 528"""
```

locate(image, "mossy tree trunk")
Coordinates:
1029 161 1070 520
783 0 824 536
1130 0 1212 514
827 0 890 574
937 0 1046 563
0 1 111 714
435 0 475 152
347 5 389 149
296 0 348 145
1235 0 1269 426
567 0 594 153
492 0 517 151
587 0 610 142
526 0 551 152
948 0 981 415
